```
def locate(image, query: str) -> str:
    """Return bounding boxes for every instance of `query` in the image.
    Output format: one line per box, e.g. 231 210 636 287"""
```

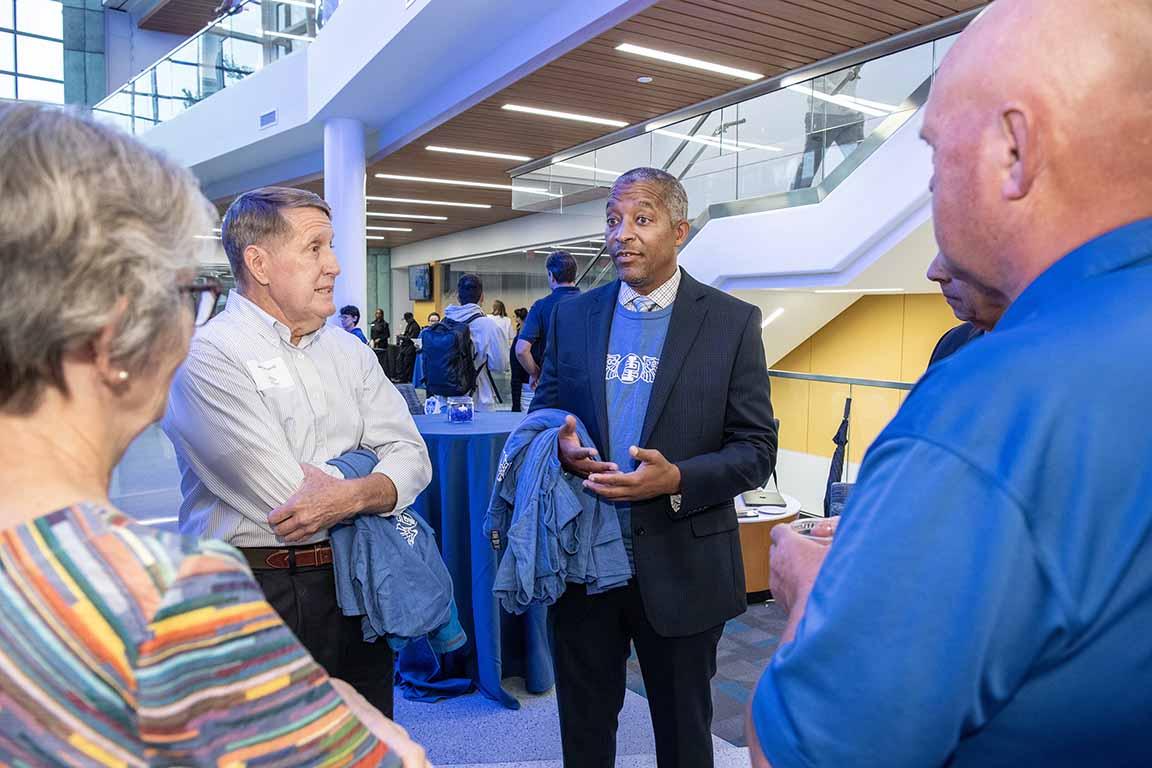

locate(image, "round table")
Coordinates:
409 411 552 709
736 493 802 594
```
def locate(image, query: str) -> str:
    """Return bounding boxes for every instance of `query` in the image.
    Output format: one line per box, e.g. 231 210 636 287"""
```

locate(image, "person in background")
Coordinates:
164 186 432 721
516 250 580 389
0 102 426 767
751 2 1152 765
489 300 514 404
398 312 421 383
925 250 1009 365
490 300 514 348
340 304 369 344
531 168 777 768
442 273 508 411
371 308 390 350
402 311 421 339
426 311 441 325
510 307 529 412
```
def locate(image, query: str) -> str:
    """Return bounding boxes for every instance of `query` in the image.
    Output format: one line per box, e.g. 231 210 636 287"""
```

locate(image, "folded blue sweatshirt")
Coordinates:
327 449 466 653
485 409 631 614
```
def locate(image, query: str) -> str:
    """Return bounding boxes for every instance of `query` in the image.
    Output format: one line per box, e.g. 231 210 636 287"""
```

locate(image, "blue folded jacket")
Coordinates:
485 409 631 614
327 449 466 653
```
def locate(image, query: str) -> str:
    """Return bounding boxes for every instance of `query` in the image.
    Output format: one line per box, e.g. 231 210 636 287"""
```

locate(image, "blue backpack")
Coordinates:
420 314 500 401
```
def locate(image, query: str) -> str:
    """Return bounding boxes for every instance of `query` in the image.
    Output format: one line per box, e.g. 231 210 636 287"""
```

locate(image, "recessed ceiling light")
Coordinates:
616 43 763 81
654 129 781 153
502 104 628 128
761 308 785 329
367 226 414 232
637 76 654 84
263 30 315 43
367 236 389 240
368 211 448 221
554 237 606 247
194 235 221 240
375 172 560 197
785 85 896 118
554 161 622 178
427 145 533 162
376 173 518 191
813 288 905 294
366 196 491 209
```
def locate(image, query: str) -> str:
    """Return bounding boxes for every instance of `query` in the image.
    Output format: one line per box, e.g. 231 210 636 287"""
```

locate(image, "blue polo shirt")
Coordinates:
519 286 580 368
753 219 1152 767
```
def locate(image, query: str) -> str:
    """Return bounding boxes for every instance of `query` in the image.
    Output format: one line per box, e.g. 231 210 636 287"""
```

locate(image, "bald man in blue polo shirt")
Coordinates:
750 1 1152 766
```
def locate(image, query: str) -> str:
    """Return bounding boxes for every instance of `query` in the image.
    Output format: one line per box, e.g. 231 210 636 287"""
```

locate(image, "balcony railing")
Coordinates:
513 10 980 294
92 0 322 135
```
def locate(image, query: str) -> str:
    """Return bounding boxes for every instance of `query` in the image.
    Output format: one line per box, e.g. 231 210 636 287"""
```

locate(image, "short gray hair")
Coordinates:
221 187 331 288
611 167 689 223
0 102 217 414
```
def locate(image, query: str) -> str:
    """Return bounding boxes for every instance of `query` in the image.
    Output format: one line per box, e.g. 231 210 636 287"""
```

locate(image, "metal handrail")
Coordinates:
508 6 983 178
98 0 259 94
768 369 914 391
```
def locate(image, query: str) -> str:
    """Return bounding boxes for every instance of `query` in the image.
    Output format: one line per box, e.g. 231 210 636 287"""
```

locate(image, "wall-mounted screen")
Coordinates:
409 264 432 301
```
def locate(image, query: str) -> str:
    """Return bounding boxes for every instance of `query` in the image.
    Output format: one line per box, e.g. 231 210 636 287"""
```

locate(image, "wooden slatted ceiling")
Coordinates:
240 0 985 248
138 0 220 36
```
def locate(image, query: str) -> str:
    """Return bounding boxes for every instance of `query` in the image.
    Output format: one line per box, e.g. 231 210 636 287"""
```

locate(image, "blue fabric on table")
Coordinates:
326 449 467 653
485 409 630 615
409 411 552 709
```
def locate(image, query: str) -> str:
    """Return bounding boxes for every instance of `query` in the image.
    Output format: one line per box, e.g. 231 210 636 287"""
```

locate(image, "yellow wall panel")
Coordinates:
901 293 961 380
847 386 903 465
770 378 811 453
769 293 958 463
809 296 905 381
806 380 852 459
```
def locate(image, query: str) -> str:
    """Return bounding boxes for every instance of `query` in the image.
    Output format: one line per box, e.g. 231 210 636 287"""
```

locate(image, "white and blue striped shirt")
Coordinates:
163 292 431 547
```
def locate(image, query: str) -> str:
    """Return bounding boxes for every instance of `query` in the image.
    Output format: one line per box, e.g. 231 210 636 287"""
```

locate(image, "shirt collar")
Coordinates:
999 217 1152 330
618 268 682 310
224 290 327 348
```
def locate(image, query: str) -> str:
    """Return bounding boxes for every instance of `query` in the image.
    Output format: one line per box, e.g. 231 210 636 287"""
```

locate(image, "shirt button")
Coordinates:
635 527 646 536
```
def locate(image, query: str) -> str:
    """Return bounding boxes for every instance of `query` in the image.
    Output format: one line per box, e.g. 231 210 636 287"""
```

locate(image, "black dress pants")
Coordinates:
254 563 395 717
549 582 724 768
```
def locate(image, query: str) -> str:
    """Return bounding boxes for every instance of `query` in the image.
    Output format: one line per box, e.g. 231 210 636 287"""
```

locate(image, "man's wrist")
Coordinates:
347 473 399 516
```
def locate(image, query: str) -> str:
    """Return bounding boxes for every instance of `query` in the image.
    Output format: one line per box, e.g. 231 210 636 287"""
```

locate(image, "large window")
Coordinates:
0 0 64 104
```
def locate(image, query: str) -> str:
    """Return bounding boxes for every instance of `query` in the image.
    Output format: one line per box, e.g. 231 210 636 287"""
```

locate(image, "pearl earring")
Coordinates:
117 370 129 382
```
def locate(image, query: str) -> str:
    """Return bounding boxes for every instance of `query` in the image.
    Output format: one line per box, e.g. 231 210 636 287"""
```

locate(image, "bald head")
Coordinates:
923 0 1152 302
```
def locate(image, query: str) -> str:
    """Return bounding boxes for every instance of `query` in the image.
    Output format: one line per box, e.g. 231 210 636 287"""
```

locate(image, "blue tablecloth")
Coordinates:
407 411 553 709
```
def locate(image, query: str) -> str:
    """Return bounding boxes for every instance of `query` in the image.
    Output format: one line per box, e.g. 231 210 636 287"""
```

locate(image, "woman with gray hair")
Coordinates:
0 103 427 766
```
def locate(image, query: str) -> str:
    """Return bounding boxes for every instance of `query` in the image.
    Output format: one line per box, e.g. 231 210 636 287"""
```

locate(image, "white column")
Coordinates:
324 117 367 324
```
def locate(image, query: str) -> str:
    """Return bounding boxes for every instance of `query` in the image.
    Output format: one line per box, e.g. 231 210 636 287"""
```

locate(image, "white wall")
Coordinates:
776 448 861 518
104 9 187 94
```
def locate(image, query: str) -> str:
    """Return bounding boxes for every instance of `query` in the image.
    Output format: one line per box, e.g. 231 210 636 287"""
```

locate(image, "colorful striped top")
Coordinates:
0 503 400 766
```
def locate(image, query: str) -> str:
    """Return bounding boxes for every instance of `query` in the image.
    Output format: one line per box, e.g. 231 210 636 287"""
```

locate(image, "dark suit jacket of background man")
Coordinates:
929 321 984 366
530 269 778 636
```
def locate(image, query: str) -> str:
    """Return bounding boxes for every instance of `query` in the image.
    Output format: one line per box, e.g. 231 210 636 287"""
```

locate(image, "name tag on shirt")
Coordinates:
246 357 294 391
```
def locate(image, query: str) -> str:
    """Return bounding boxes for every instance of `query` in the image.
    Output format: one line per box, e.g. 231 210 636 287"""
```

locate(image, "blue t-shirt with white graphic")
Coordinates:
605 301 673 570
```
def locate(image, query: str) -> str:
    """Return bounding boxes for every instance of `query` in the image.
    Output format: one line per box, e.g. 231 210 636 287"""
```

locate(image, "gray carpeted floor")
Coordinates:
626 599 789 748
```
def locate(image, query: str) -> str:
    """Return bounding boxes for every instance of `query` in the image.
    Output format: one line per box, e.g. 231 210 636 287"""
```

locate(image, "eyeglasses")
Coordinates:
179 276 224 326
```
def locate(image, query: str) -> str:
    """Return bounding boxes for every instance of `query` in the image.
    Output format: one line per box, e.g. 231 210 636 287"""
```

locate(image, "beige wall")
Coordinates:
770 293 958 464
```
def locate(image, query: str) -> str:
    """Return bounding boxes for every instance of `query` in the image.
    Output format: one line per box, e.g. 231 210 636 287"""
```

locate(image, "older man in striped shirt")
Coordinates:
164 186 431 717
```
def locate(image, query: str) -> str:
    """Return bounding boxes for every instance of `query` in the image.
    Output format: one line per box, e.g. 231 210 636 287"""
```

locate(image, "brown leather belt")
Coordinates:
240 542 333 570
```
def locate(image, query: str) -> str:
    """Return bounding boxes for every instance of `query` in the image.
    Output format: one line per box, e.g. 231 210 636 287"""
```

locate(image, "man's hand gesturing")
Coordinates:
557 415 617 477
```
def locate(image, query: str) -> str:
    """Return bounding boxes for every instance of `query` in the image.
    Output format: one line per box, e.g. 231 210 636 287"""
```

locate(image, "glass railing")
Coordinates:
92 0 322 135
512 17 970 242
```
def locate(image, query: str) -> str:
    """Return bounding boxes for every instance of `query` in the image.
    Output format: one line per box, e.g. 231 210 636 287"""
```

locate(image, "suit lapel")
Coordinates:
640 270 708 446
588 282 617 455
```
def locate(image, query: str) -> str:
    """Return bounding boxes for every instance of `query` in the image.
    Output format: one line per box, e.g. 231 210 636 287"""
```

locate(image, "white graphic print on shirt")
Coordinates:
606 353 660 384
